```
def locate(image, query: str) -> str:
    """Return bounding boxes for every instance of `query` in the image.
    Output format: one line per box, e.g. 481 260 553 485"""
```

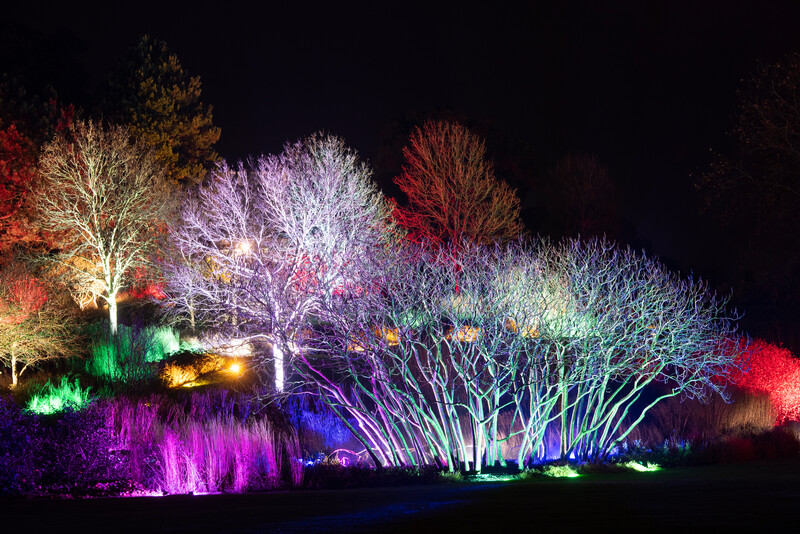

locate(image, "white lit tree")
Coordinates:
31 120 172 334
162 133 395 391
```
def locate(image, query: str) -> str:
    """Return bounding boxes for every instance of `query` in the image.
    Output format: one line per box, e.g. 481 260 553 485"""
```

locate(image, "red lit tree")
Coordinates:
393 120 523 247
729 338 800 423
0 260 79 388
0 78 74 254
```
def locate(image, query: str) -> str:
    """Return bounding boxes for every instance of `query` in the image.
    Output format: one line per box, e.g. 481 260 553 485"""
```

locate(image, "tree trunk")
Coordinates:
274 344 284 392
10 349 18 389
108 295 119 335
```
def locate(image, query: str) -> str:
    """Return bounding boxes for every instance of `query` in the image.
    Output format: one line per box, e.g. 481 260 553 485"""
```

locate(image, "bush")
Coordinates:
86 323 184 387
26 375 92 415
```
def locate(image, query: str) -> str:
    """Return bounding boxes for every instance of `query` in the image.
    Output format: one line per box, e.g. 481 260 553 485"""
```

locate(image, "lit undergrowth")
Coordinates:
87 324 186 384
26 376 92 415
542 464 581 478
622 461 661 472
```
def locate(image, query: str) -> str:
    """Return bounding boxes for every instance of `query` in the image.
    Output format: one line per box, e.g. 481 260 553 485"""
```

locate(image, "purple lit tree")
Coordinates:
162 133 395 391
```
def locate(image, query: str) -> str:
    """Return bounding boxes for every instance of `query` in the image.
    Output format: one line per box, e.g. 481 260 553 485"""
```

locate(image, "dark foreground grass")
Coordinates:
3 457 799 533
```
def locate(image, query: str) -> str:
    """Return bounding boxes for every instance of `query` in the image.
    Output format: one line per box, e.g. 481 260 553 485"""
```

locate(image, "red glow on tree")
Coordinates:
729 338 800 423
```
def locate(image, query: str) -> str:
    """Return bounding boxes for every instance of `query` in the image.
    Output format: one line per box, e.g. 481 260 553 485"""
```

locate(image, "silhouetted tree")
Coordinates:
543 153 620 240
698 52 800 306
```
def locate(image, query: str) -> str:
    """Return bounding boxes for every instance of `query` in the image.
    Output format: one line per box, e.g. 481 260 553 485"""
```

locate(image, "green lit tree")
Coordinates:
101 35 220 187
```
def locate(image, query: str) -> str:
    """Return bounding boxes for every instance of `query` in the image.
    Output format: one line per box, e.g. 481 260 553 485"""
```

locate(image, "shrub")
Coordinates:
26 375 92 415
729 339 800 423
86 323 183 387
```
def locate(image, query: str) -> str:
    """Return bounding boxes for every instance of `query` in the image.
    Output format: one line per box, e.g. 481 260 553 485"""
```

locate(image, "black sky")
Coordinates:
5 0 800 286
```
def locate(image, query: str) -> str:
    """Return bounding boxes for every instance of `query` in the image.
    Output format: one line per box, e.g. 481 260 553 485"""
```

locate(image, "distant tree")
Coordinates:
392 120 523 246
543 153 619 240
31 120 171 334
163 133 395 391
0 260 79 388
698 52 800 304
101 35 220 187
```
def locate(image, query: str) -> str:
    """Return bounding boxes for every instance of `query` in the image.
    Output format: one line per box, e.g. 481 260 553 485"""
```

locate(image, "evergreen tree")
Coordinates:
102 35 220 187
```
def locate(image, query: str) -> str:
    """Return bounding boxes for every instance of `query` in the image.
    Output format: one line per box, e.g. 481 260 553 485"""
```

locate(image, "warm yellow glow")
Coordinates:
446 325 482 343
374 326 400 346
505 318 540 338
228 362 242 375
234 240 252 255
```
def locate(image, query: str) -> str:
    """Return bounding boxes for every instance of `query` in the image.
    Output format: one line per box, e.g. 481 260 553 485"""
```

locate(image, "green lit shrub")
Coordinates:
86 323 184 386
26 375 92 415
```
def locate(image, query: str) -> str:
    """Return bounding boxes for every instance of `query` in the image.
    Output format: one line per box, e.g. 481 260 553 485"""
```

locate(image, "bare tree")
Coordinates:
393 121 523 247
162 133 395 391
298 237 742 469
30 120 171 334
0 260 80 388
544 153 619 239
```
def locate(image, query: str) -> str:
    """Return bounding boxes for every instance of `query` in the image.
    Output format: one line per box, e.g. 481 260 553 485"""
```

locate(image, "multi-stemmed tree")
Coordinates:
298 238 741 469
162 133 395 391
31 120 172 334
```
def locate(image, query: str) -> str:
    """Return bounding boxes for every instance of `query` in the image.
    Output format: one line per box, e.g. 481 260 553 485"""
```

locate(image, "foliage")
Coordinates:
101 35 220 187
0 76 74 253
162 132 395 390
0 395 130 497
392 120 523 246
26 375 92 415
86 323 181 387
31 120 172 333
728 338 800 423
0 259 80 387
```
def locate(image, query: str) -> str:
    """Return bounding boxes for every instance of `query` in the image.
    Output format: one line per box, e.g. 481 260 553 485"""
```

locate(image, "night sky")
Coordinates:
5 0 800 290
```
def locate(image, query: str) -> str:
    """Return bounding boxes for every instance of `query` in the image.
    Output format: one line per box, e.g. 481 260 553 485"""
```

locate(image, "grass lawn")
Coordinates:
3 457 799 532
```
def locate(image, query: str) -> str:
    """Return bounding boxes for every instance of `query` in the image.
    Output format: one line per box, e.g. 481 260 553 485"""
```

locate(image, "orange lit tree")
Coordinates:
393 120 523 247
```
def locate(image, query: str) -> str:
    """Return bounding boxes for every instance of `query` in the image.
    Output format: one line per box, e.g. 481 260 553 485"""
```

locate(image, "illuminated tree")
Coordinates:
31 120 171 334
296 237 742 468
162 133 395 391
0 260 79 388
392 120 523 246
0 77 74 254
544 238 741 461
102 35 220 187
